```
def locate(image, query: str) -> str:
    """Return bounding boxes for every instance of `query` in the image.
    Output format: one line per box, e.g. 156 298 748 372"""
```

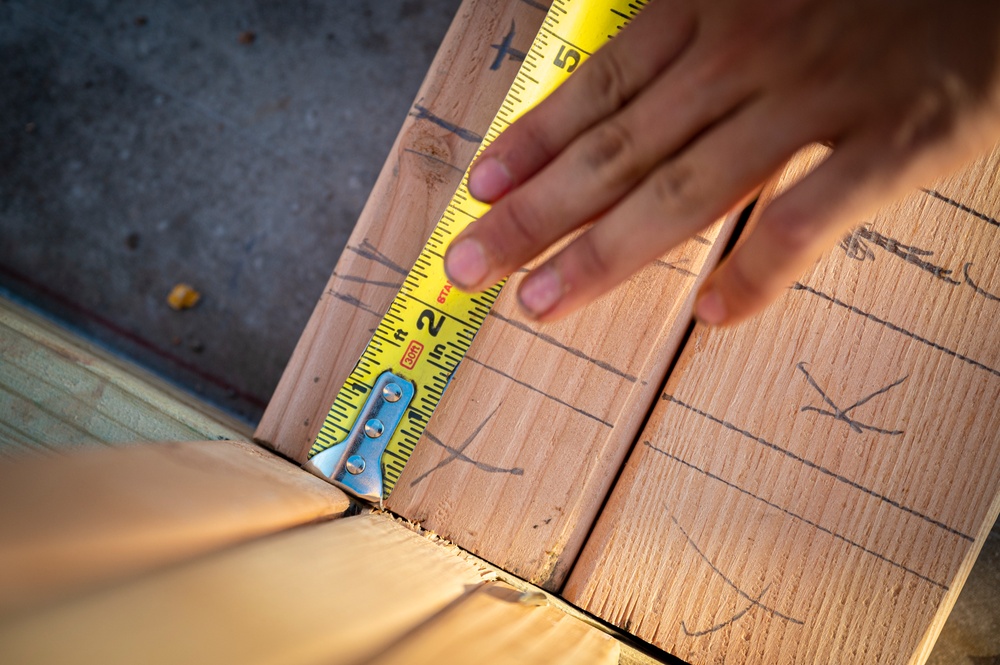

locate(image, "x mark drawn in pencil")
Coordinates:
670 514 804 636
797 361 908 436
409 406 524 486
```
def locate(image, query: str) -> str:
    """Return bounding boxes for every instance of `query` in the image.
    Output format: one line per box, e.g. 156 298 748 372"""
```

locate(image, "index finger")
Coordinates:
468 0 698 202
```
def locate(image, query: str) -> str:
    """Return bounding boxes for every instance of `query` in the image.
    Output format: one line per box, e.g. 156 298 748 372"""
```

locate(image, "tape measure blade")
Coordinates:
309 0 648 501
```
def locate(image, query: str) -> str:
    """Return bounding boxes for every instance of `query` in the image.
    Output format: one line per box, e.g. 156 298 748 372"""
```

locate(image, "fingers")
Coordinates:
694 131 921 326
467 0 697 202
511 94 818 321
448 19 764 292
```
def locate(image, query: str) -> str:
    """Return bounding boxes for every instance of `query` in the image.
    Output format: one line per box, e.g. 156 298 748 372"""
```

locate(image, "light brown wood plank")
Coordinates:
0 514 488 665
565 144 1000 664
0 297 249 452
368 581 619 665
255 0 737 590
0 439 349 617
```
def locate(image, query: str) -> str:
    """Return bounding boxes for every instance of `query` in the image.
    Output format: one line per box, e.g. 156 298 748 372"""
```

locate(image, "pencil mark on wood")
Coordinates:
661 393 974 541
328 291 381 318
653 258 697 278
346 239 408 276
410 104 483 143
402 147 465 174
683 585 772 637
490 21 527 70
669 514 804 634
644 442 949 588
839 225 960 284
922 188 1000 229
840 226 1000 306
487 310 637 382
409 406 523 486
692 234 712 246
333 271 404 290
519 0 549 11
797 362 907 436
793 282 1000 380
467 356 613 427
963 263 1000 302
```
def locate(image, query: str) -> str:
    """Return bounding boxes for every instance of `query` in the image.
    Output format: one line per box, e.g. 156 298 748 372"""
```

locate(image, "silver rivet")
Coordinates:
382 383 403 403
364 419 384 438
345 455 365 475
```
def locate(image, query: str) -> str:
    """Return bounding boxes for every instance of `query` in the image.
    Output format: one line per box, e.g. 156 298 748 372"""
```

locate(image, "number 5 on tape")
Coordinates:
303 0 647 503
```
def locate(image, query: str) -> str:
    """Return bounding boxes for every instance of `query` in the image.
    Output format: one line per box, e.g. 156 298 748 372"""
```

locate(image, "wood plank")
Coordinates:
0 297 249 453
0 439 349 617
564 144 1000 664
368 581 619 665
0 514 489 665
255 0 737 590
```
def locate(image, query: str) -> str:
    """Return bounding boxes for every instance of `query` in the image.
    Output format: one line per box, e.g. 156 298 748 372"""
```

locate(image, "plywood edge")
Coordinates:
0 439 349 617
379 510 680 665
367 581 620 665
0 514 489 665
0 296 251 447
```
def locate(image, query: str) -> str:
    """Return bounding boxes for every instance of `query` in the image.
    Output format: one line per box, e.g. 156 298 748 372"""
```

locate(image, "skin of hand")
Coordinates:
442 0 1000 325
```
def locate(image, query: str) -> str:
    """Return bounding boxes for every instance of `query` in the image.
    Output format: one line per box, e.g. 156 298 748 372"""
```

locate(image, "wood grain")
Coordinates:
369 582 620 665
254 0 737 590
0 514 489 665
564 144 1000 664
0 297 249 455
0 439 349 617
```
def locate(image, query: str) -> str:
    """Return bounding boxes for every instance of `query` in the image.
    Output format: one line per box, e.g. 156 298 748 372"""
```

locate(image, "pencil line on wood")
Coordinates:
669 514 805 627
660 393 973 542
487 310 637 382
922 188 1000 229
792 282 1000 380
466 356 613 427
645 442 950 589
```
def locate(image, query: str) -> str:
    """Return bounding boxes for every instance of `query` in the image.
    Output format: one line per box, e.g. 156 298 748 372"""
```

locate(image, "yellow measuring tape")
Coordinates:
304 0 647 502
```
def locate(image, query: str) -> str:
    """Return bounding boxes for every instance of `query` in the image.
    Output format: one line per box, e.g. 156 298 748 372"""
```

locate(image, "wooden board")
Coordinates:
254 0 737 590
0 439 349 617
0 514 490 665
564 144 1000 664
369 581 619 665
0 297 249 455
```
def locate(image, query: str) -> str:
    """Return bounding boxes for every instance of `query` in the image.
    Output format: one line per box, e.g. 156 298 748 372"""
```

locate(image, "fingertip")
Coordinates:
444 237 489 290
694 286 728 326
468 157 513 202
517 265 564 319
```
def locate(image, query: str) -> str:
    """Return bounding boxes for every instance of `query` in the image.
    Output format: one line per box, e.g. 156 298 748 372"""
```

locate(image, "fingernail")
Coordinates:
445 238 488 289
519 266 563 317
695 288 727 325
468 157 512 201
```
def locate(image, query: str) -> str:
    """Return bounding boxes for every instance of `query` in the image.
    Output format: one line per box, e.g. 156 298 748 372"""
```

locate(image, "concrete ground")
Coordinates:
0 1 996 662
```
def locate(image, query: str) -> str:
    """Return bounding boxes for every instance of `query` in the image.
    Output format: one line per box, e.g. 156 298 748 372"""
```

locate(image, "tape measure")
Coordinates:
304 0 647 503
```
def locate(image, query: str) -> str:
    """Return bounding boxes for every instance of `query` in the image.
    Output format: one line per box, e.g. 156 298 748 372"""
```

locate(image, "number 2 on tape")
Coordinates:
302 0 647 503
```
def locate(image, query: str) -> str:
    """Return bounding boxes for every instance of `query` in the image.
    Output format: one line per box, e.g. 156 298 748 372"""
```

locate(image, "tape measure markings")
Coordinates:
305 0 647 501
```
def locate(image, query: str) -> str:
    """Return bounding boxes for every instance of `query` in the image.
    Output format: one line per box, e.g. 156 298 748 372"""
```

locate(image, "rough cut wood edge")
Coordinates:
565 144 1000 664
382 509 681 665
368 581 620 665
0 296 250 454
254 0 739 589
0 438 349 618
254 0 546 457
0 514 489 665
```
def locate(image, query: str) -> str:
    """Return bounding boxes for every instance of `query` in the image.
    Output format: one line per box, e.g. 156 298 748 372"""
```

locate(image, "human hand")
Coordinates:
443 0 1000 325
